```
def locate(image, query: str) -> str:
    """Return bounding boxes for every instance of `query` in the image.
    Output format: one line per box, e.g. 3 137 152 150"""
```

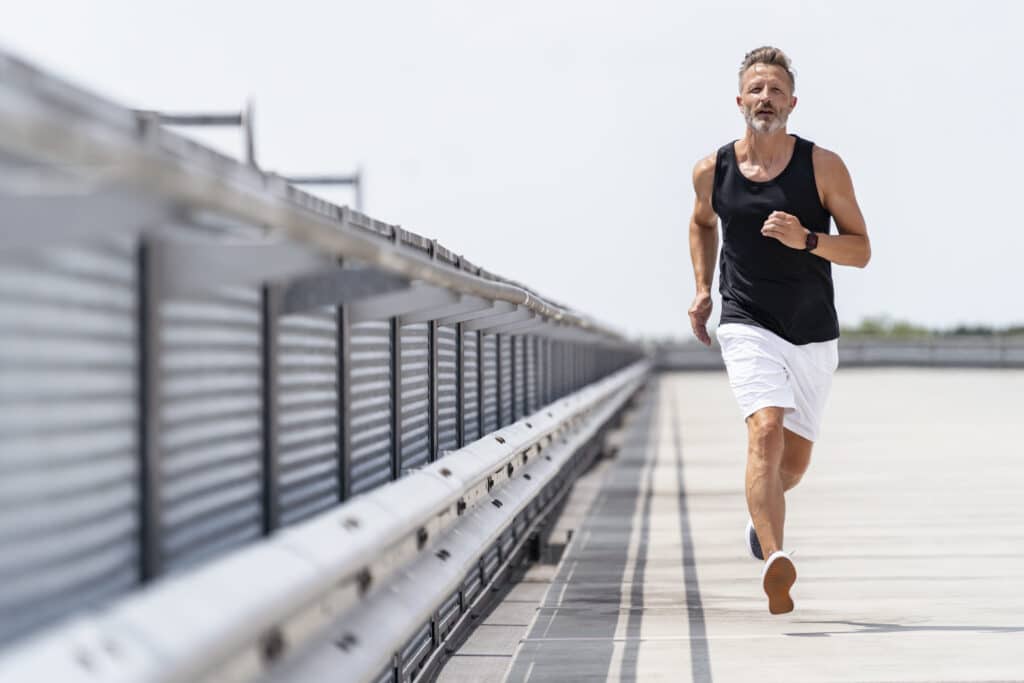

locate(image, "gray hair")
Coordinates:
739 46 796 91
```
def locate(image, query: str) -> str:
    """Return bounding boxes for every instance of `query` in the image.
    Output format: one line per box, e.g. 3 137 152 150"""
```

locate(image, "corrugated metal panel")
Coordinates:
498 335 512 427
481 544 501 582
437 591 461 642
480 333 498 435
461 567 482 608
399 322 430 474
461 328 479 444
348 319 393 496
500 527 516 561
400 620 433 681
0 238 139 646
435 324 458 458
525 336 538 413
277 307 339 526
159 286 263 572
513 335 526 420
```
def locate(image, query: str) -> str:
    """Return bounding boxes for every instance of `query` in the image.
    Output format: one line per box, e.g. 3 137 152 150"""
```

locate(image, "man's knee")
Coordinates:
747 409 785 463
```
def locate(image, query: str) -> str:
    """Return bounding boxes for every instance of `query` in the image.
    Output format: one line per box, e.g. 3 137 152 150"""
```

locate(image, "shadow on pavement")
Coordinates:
787 620 1024 637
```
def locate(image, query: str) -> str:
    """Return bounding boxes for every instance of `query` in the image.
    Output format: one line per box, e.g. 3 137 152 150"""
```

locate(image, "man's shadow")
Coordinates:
787 620 1024 637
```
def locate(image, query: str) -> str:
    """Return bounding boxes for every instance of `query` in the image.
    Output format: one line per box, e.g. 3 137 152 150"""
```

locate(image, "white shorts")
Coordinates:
716 323 838 442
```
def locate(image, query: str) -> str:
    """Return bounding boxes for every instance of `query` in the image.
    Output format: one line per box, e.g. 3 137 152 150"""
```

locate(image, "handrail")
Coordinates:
0 51 624 343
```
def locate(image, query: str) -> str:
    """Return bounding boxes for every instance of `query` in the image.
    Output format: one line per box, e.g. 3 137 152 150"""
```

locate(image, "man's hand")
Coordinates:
688 291 713 346
761 211 808 250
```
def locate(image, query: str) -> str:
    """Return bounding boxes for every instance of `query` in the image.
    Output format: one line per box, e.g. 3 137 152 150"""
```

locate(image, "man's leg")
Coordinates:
780 428 814 492
745 407 786 557
747 416 815 555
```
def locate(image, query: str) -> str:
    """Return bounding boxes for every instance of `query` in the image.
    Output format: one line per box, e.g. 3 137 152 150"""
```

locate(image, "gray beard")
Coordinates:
745 108 788 134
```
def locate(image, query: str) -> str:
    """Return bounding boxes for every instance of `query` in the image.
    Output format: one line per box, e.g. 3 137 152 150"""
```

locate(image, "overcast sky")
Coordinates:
1 1 1020 338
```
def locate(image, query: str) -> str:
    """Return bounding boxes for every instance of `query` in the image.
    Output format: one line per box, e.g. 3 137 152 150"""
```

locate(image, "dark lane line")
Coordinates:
671 387 712 682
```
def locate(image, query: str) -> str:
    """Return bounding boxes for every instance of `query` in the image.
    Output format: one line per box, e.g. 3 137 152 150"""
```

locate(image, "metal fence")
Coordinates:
653 336 1024 371
0 50 645 652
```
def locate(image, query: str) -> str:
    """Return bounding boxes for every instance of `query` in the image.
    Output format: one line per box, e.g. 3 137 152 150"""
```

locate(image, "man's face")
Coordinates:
737 64 797 134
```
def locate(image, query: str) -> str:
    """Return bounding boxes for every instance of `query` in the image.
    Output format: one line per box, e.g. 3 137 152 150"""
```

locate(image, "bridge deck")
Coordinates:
439 369 1024 682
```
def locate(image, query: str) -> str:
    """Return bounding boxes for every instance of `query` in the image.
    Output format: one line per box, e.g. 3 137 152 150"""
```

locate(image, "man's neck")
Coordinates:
740 127 792 166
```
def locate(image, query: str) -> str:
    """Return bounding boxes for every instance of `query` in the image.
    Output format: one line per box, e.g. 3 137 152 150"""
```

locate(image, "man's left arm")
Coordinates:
760 148 871 268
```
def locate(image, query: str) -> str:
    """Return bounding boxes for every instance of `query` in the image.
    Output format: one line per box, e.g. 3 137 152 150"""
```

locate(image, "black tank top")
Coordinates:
711 134 839 345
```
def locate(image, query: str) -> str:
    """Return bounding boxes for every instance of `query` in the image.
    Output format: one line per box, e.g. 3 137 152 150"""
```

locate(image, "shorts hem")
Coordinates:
782 419 818 443
740 398 796 421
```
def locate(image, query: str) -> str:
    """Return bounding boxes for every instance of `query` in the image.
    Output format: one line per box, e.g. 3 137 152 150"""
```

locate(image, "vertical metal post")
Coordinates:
137 241 162 581
495 334 503 427
427 241 438 461
476 330 484 440
354 168 364 213
455 321 465 448
243 99 257 167
338 304 352 501
390 316 401 481
535 337 542 407
510 335 518 421
261 284 282 534
429 320 438 461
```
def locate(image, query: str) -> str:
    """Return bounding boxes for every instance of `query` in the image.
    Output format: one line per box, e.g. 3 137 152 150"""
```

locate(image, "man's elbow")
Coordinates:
855 239 871 268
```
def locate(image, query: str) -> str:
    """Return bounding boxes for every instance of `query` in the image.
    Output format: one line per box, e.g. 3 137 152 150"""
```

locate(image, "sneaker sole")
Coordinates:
762 555 796 615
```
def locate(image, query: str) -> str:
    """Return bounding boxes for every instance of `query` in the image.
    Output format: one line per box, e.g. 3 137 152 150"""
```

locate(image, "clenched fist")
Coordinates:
761 211 809 250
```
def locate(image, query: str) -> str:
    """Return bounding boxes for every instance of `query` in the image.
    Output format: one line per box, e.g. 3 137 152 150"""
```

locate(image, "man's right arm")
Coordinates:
688 153 719 346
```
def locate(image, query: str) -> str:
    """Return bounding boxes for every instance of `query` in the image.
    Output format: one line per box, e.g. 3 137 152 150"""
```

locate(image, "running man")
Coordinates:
687 46 871 614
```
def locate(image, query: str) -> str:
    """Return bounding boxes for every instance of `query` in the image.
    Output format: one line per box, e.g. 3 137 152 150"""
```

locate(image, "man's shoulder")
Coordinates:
810 143 846 172
692 149 719 186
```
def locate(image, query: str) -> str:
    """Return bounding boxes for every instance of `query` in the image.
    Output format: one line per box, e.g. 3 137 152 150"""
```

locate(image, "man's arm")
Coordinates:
688 153 719 346
759 147 871 268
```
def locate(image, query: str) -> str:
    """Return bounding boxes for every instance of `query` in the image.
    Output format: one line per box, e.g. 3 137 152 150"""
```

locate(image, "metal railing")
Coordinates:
0 46 648 674
653 337 1024 371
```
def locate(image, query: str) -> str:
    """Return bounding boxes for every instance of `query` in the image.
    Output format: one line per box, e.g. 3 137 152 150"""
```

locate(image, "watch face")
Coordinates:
805 231 819 251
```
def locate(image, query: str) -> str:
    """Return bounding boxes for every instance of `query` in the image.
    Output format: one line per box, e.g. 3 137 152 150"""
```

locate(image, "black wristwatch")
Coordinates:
804 230 819 252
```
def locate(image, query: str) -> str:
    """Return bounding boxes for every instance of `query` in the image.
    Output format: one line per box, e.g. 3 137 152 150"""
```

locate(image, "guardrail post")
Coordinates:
339 303 352 500
456 321 465 447
429 318 439 462
261 284 282 534
390 316 401 481
137 240 162 581
477 330 485 439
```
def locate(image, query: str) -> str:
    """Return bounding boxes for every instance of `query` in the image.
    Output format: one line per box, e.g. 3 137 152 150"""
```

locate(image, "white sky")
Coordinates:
1 0 1020 339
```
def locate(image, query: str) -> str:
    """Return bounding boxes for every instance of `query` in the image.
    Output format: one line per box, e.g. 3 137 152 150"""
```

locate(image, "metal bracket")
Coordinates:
463 306 533 332
348 283 459 324
149 238 334 299
279 268 411 316
399 295 492 325
437 300 516 326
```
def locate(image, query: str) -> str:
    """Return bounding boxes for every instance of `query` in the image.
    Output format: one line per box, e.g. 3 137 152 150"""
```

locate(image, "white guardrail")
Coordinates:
0 361 650 683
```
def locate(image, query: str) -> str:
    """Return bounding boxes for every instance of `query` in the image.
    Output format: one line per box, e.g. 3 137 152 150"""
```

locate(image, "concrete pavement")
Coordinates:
438 369 1024 682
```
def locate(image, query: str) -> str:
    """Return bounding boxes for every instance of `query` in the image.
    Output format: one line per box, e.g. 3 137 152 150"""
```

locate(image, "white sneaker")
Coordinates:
761 550 796 615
